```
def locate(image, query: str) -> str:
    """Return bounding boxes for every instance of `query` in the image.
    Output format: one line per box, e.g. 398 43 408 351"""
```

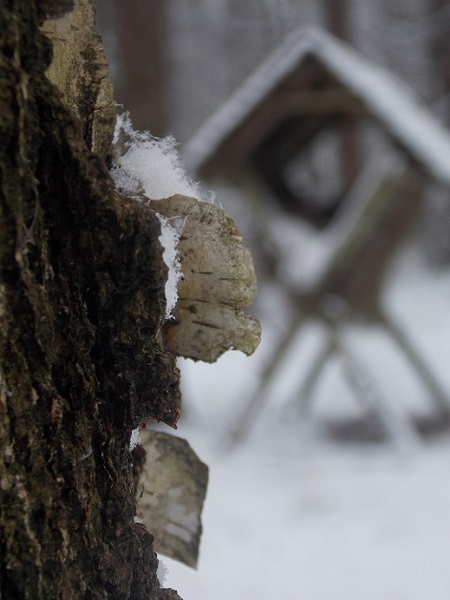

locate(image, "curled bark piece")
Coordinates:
137 430 209 569
149 195 261 362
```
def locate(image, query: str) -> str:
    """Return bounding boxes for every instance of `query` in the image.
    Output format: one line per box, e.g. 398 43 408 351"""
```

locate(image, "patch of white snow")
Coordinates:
112 112 208 200
156 214 183 319
129 428 141 451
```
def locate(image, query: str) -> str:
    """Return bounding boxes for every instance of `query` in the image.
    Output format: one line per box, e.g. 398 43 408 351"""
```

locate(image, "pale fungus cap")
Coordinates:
149 195 261 363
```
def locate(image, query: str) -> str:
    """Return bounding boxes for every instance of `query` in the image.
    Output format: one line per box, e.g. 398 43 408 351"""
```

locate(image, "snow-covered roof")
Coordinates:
184 28 450 187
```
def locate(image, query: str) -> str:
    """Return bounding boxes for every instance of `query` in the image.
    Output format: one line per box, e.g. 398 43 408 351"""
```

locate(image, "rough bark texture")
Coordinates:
0 1 182 598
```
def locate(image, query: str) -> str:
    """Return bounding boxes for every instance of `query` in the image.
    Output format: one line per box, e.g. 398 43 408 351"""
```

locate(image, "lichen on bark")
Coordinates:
0 1 182 597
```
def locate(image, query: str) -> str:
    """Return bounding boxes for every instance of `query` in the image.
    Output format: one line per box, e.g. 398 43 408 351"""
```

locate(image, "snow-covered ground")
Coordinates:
160 256 450 600
165 444 450 600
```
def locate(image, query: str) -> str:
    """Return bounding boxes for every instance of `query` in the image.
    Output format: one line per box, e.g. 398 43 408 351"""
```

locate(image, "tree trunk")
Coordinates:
0 1 181 598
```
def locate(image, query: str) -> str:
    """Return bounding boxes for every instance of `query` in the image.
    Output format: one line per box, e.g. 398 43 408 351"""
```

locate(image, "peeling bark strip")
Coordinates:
0 1 181 598
41 0 116 161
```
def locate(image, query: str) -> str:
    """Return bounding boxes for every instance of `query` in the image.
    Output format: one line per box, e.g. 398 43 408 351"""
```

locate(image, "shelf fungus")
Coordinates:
148 195 261 363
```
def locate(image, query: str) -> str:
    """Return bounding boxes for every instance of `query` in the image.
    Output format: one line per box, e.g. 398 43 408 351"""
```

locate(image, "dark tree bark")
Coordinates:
0 1 182 598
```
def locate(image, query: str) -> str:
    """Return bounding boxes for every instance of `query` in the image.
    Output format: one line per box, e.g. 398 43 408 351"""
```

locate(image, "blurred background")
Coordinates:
95 2 450 598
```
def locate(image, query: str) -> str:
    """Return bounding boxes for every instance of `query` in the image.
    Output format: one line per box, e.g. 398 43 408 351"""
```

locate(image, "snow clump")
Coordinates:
157 560 169 585
111 113 210 319
156 213 183 319
111 112 206 201
129 427 141 451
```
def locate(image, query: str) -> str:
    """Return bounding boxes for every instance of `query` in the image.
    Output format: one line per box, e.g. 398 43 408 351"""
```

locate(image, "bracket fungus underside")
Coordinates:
149 195 261 363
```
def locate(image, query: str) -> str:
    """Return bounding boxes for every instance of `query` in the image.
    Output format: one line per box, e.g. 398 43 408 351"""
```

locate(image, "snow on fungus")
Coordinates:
155 214 183 320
